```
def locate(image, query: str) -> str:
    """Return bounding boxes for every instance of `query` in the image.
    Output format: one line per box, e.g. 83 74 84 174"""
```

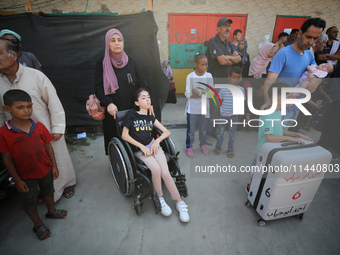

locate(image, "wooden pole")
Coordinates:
25 0 33 13
147 0 153 11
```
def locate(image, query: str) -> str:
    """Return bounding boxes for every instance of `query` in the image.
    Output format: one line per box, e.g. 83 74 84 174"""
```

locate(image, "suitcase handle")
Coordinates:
281 141 300 147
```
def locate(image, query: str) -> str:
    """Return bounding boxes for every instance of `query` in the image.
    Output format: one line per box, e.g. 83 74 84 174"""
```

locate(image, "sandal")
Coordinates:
213 147 221 155
63 186 75 199
227 149 234 158
33 225 51 240
45 209 67 219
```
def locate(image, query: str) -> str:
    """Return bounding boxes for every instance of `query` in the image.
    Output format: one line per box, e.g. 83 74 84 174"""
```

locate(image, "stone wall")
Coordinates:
1 0 339 61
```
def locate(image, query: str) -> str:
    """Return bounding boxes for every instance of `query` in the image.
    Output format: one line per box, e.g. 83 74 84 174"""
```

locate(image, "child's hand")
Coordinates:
15 180 29 193
306 82 318 93
307 72 314 79
260 102 270 110
288 137 305 144
52 167 59 179
52 133 62 141
151 140 160 155
192 88 201 97
298 134 314 142
141 146 151 157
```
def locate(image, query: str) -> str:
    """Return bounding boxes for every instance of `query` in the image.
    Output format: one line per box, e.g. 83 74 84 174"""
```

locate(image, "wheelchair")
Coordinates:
108 110 188 215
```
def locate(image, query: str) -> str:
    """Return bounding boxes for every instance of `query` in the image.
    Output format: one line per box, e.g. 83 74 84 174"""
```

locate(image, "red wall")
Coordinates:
272 16 309 43
169 13 248 44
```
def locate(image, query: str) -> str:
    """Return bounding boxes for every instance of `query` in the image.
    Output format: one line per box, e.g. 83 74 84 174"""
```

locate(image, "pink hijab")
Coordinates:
103 29 129 95
248 43 275 79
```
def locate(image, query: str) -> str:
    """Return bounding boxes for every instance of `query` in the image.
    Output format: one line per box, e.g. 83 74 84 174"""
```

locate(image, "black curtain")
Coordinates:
0 11 169 126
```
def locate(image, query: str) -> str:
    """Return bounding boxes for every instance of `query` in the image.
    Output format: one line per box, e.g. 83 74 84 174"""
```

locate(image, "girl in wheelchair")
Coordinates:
122 88 190 222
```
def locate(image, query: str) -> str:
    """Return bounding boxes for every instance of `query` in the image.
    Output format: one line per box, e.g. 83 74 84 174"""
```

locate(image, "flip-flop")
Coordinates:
33 225 51 240
63 186 75 199
45 209 67 219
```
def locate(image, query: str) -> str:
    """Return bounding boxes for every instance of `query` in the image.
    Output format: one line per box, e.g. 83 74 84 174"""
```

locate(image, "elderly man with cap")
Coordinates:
0 29 42 71
0 38 76 201
206 17 241 78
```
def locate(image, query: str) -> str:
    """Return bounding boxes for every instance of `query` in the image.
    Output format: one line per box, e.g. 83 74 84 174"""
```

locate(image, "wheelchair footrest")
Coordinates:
175 174 188 198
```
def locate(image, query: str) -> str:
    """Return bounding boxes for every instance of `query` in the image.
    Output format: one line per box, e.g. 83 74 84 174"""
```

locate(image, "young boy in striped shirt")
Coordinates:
213 66 245 158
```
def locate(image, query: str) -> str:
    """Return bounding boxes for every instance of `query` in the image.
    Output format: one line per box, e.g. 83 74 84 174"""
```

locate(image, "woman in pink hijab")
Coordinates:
95 28 148 154
246 43 277 120
248 43 277 79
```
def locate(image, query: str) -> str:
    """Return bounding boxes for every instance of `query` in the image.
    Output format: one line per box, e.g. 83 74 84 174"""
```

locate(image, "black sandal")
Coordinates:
45 209 67 219
33 225 51 240
213 147 221 155
227 149 234 158
63 186 75 199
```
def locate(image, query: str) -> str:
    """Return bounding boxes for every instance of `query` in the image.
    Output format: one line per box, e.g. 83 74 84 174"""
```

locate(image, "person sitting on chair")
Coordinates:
122 87 190 223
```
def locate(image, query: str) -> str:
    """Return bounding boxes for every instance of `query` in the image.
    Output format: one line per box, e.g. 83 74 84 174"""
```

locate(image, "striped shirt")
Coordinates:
219 85 245 117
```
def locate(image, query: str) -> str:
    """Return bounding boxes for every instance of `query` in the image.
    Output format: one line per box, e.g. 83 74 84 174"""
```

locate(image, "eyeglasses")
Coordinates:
2 38 19 44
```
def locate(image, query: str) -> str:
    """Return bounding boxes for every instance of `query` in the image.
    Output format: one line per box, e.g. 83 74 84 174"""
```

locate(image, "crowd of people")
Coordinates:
0 26 191 241
0 16 339 241
179 17 339 162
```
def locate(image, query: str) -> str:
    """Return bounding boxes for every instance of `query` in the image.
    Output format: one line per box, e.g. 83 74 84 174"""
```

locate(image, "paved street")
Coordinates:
1 96 339 255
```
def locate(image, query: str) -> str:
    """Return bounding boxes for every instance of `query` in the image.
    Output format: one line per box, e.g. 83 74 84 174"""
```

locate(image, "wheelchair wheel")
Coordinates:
164 137 177 156
134 199 143 216
108 137 135 196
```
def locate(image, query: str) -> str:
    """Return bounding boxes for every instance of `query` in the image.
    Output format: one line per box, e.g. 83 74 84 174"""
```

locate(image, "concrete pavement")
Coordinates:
1 95 340 255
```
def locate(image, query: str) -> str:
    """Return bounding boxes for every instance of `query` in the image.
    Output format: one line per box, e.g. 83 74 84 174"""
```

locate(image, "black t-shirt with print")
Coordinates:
122 109 156 150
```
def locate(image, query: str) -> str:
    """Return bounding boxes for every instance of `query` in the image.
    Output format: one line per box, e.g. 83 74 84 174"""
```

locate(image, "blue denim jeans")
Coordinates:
251 149 260 166
282 109 300 130
186 113 207 148
215 115 238 149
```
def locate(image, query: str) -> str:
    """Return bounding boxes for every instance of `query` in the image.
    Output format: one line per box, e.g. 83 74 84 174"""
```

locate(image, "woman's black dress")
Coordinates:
95 57 147 154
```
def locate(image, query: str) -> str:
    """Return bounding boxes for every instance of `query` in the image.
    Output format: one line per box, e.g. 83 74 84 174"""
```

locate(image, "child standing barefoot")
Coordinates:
185 53 214 157
122 88 189 222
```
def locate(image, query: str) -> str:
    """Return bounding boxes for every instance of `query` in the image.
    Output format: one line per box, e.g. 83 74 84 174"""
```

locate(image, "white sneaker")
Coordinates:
160 197 172 216
176 202 190 222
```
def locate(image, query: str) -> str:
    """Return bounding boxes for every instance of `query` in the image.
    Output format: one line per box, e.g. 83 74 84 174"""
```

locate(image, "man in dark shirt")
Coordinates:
315 26 340 66
283 28 299 47
231 29 242 51
206 17 241 78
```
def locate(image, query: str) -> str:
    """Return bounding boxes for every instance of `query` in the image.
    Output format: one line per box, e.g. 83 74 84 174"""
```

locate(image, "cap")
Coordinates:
0 29 21 42
217 17 233 27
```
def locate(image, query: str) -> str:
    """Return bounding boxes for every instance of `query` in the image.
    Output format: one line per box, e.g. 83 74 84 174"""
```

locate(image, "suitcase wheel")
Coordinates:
257 218 266 227
245 200 252 208
297 213 304 220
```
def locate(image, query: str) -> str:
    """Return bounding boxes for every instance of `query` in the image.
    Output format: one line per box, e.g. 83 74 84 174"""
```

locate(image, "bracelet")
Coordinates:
157 135 163 142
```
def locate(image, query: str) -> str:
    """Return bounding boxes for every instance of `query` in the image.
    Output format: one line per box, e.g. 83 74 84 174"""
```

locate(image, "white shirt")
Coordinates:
0 64 65 134
184 71 214 117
